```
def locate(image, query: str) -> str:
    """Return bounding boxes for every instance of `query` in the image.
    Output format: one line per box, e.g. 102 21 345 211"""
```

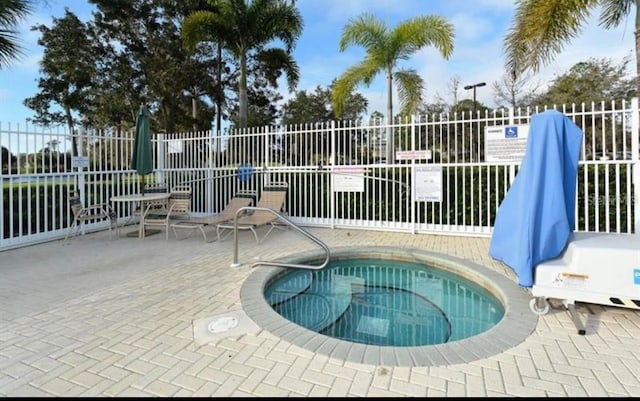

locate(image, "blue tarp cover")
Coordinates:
489 110 583 287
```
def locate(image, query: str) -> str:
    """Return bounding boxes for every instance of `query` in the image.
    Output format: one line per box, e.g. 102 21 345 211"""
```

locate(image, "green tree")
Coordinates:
451 98 489 116
281 84 367 126
529 56 636 107
222 57 287 165
89 0 223 133
280 84 368 165
504 0 640 96
23 9 95 156
0 0 32 68
529 57 636 158
232 61 284 128
331 12 454 163
182 0 304 129
1 146 17 173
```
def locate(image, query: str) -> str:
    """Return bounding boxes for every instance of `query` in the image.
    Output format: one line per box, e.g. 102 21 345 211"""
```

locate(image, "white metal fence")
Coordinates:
1 99 638 251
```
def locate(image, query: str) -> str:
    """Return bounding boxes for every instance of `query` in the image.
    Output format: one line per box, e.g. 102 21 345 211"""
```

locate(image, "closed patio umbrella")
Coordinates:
131 104 153 193
128 104 162 237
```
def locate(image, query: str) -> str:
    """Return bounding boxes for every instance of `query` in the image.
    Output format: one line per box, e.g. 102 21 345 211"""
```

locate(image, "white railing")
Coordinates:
1 100 638 251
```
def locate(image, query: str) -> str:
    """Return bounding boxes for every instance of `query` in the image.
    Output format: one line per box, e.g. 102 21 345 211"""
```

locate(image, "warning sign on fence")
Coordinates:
485 125 529 163
332 167 364 192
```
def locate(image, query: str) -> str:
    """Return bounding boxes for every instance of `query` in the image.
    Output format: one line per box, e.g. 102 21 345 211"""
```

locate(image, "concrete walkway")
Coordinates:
1 226 639 397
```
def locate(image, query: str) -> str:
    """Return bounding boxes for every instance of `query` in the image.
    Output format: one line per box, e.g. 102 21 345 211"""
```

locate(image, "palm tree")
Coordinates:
504 0 640 96
331 13 454 164
181 0 303 129
0 0 32 69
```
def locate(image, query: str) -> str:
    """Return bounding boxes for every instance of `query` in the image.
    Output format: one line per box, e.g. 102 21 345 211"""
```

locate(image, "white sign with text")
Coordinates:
396 150 432 160
484 124 530 162
413 165 442 202
332 167 365 192
72 156 89 168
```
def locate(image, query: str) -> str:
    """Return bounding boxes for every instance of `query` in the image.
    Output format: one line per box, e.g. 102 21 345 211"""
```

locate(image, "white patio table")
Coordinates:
110 192 170 238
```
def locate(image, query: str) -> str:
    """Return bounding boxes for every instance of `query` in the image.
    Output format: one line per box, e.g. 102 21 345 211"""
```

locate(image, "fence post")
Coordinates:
157 132 165 185
76 128 85 201
508 107 516 184
264 125 270 169
410 115 416 234
631 98 639 236
206 130 214 214
76 128 87 235
330 120 336 229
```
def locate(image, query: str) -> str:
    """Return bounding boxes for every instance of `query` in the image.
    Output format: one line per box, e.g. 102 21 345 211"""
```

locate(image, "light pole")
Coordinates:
464 82 486 115
464 82 486 162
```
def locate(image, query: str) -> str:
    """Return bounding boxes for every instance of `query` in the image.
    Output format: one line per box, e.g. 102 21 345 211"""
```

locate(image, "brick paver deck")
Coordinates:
1 227 639 397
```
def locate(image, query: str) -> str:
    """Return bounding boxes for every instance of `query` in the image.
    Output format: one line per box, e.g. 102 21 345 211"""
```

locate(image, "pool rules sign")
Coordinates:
413 165 442 202
484 124 530 163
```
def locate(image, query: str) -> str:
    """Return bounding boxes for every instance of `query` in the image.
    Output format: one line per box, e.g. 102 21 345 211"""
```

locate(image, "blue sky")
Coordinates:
0 0 635 125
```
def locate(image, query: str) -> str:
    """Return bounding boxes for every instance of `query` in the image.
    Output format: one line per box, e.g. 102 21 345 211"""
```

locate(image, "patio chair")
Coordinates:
170 190 256 242
64 190 118 243
141 185 192 240
216 182 288 243
130 182 168 224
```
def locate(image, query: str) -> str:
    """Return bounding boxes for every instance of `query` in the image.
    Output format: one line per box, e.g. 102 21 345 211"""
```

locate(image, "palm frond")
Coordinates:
255 47 300 91
394 69 424 115
332 61 380 117
392 15 454 60
504 0 600 73
0 0 31 26
599 0 633 28
181 10 228 53
0 0 32 68
252 0 303 51
338 12 386 52
0 34 22 67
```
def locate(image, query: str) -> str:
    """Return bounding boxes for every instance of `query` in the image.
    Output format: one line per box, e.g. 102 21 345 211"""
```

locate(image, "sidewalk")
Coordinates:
1 227 639 396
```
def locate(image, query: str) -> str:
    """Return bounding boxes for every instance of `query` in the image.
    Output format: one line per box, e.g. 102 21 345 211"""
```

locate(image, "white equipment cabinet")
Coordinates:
530 232 640 334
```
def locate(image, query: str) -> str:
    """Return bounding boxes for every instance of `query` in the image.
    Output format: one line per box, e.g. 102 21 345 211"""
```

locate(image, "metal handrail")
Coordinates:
230 206 330 270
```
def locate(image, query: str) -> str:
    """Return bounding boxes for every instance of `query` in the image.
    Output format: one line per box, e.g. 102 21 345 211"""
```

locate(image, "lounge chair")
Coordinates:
216 182 288 243
170 190 256 242
141 185 192 240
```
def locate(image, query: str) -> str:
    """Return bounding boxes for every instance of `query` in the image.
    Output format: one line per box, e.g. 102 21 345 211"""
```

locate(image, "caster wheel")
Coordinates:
529 297 549 315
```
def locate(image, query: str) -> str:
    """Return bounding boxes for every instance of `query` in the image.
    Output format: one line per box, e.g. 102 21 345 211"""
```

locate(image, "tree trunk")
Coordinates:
65 107 78 157
192 97 198 131
635 11 640 99
386 69 394 164
239 51 248 129
216 42 223 135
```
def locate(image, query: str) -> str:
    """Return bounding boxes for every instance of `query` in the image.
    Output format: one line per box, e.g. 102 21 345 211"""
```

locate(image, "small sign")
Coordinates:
505 126 518 138
396 150 432 160
72 156 89 168
634 269 640 285
332 167 364 192
552 272 589 290
485 124 530 163
168 139 183 154
413 165 442 202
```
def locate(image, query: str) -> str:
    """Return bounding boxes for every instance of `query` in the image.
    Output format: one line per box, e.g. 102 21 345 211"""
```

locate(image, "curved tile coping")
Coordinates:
240 246 537 367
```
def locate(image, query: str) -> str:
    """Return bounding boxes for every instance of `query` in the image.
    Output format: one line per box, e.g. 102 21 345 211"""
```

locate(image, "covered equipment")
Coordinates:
489 110 583 287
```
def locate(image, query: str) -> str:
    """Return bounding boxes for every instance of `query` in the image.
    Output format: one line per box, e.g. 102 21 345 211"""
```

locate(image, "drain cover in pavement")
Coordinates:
192 310 261 346
208 316 238 333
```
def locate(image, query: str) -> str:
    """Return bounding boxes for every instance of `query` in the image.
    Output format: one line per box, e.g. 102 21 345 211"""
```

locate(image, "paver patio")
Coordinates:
1 227 639 397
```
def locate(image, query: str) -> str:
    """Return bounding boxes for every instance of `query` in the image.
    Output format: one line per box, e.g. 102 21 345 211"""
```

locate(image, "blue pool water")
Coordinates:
264 258 505 347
